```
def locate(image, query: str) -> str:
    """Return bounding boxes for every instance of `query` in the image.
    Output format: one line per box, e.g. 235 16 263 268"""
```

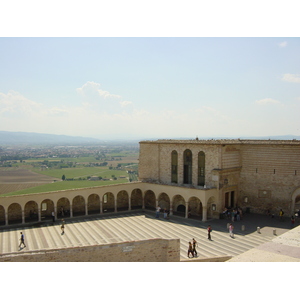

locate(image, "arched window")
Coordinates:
183 149 192 184
171 150 178 183
198 151 205 186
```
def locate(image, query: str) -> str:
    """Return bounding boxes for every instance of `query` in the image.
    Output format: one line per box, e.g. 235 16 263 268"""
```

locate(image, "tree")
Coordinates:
62 174 66 181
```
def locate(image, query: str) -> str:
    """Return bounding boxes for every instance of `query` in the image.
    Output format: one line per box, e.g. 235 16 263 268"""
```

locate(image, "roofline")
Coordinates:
139 139 300 145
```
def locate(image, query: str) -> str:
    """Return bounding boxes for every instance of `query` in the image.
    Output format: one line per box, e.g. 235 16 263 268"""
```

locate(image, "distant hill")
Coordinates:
0 131 102 145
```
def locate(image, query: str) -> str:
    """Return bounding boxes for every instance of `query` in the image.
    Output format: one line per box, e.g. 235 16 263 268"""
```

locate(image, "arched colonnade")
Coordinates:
0 182 218 226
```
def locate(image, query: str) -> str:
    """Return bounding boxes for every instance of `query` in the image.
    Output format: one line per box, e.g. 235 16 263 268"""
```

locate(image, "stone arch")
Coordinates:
8 203 22 224
292 187 300 214
0 205 5 225
72 195 86 216
172 194 186 217
103 192 115 213
144 190 156 210
188 196 202 218
117 190 129 211
24 200 38 222
183 149 192 184
157 192 170 210
41 199 54 220
88 194 100 215
57 197 70 218
131 188 143 209
171 150 178 183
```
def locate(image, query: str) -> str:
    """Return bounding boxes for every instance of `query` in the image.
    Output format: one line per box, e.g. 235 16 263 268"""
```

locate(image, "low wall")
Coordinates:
0 238 180 262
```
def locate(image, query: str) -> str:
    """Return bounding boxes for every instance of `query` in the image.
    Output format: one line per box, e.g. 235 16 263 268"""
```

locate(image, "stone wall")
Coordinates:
0 238 180 262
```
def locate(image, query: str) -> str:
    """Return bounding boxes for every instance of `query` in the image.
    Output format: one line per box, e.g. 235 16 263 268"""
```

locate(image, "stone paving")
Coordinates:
0 210 296 261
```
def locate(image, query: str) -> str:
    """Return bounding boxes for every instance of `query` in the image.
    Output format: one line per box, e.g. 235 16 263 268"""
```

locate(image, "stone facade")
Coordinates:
1 139 299 227
0 238 180 262
139 139 300 216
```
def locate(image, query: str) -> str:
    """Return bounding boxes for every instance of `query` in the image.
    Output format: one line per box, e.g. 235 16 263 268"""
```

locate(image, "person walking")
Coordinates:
19 232 26 248
192 238 198 257
187 242 194 258
52 211 55 223
61 219 65 234
229 223 234 238
207 225 212 240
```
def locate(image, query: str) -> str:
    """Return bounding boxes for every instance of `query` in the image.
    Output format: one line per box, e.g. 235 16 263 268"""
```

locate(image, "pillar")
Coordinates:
114 199 117 213
202 206 207 222
128 198 131 211
54 205 57 220
185 201 189 218
169 201 173 216
38 208 41 222
85 202 88 216
70 205 73 218
22 210 25 224
100 199 103 214
5 212 8 226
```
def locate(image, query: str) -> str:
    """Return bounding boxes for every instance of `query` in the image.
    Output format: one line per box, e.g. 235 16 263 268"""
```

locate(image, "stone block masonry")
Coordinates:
0 238 180 262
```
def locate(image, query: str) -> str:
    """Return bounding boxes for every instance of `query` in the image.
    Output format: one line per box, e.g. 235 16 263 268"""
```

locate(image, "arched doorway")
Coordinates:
8 203 22 224
117 190 129 211
173 194 186 217
57 197 70 218
24 201 38 222
188 197 202 219
88 194 100 215
0 205 5 225
41 199 54 221
144 190 156 210
183 149 192 184
158 193 170 211
103 192 114 213
73 195 85 216
131 189 143 210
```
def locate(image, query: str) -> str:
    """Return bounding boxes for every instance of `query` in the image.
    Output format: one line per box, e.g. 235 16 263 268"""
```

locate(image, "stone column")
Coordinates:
54 205 57 220
114 199 117 213
185 202 189 218
202 206 207 222
22 210 25 224
38 208 41 222
85 202 88 216
100 199 103 214
169 201 173 216
5 212 8 226
128 198 131 211
70 205 73 218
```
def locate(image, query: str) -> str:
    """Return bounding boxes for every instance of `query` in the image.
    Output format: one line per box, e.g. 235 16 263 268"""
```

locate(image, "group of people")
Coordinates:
223 207 243 222
155 206 170 219
187 238 198 258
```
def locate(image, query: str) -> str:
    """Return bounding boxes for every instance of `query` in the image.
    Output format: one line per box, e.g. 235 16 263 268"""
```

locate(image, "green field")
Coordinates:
32 166 125 180
1 177 129 196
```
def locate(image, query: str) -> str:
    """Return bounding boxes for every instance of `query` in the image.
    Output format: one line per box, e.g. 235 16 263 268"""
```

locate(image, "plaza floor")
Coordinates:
0 210 296 261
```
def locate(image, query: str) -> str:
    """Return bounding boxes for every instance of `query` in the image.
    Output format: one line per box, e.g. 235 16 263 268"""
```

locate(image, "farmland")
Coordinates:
0 143 139 196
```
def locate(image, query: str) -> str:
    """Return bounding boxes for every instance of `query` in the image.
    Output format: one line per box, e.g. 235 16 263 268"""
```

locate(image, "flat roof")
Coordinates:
139 139 300 145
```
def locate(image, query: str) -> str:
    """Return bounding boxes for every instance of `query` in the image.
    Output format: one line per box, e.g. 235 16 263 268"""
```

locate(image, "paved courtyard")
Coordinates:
0 210 295 261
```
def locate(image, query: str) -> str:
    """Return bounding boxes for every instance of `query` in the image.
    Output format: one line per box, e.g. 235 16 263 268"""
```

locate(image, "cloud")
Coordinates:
255 98 281 105
0 90 42 115
278 41 287 48
119 100 132 107
282 73 300 83
76 81 121 99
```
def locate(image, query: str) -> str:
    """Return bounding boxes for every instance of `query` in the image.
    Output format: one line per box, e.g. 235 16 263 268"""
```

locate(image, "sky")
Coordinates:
0 2 299 141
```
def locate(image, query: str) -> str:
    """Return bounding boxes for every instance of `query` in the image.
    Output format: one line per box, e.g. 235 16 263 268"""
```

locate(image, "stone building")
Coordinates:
139 139 300 218
0 138 299 226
